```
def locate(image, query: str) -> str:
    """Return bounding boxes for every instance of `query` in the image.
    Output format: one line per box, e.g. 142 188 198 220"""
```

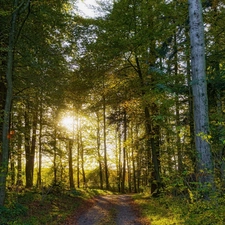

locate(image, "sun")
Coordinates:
61 115 75 131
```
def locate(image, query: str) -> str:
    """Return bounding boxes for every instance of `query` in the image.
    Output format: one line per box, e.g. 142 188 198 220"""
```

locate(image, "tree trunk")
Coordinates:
0 0 18 205
79 132 86 188
103 92 109 189
174 33 183 173
121 110 127 193
185 25 196 171
117 123 122 192
133 50 161 195
188 0 214 193
131 122 137 193
36 100 43 188
77 132 80 188
16 130 23 186
68 139 75 189
96 112 103 189
10 153 15 186
0 62 7 164
52 129 57 186
25 108 37 188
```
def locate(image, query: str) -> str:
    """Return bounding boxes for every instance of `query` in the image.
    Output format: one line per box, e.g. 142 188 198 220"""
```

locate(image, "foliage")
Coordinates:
0 188 112 225
133 193 184 225
0 203 28 225
1 0 225 218
133 192 225 225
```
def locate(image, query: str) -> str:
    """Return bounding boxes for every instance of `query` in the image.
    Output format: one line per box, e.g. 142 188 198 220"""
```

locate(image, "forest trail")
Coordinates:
72 194 150 225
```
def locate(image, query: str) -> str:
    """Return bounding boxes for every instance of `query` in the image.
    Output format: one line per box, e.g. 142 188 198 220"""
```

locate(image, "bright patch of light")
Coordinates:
61 115 75 131
77 0 98 18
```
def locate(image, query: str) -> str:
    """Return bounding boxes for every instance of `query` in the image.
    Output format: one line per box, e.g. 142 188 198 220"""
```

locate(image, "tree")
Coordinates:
0 0 31 206
188 0 214 193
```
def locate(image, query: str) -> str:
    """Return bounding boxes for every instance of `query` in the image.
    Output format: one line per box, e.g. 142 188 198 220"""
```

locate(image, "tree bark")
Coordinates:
117 122 122 192
25 107 37 188
77 129 80 188
121 110 127 193
188 0 214 191
16 129 23 186
131 121 137 193
37 106 43 188
79 131 86 188
96 112 103 189
68 139 75 189
103 82 109 189
0 0 30 204
0 1 17 205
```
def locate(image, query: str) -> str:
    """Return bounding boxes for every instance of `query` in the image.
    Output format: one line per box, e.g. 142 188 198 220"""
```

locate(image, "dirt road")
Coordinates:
74 194 150 225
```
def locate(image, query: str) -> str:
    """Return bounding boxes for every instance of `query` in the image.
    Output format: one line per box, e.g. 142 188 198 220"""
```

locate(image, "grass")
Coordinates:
133 193 184 225
3 187 225 225
133 192 225 225
0 187 113 225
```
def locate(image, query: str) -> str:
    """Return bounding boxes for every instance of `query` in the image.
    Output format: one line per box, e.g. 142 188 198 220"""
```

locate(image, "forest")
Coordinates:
1 0 225 224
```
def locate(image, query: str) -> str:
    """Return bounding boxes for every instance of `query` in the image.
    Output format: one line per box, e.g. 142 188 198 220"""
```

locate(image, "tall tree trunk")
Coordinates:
174 33 183 173
117 123 122 192
146 106 161 196
185 26 196 171
96 112 103 189
0 0 18 206
10 153 15 186
52 129 57 186
0 60 6 163
37 106 43 188
131 121 137 193
68 139 75 189
0 0 30 203
121 110 127 193
80 131 86 188
127 151 131 193
103 90 109 189
76 118 80 188
133 51 161 195
25 108 37 188
188 0 214 193
16 130 23 186
135 123 141 192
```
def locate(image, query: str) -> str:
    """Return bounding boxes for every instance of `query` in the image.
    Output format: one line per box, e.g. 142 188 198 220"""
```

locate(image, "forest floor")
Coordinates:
2 188 225 224
64 194 150 225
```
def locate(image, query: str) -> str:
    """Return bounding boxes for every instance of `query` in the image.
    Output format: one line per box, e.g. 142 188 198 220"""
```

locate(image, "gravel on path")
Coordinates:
74 194 150 225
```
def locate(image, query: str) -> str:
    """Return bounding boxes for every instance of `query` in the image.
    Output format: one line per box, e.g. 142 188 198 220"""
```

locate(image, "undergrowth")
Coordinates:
133 192 225 225
0 187 112 225
3 186 224 225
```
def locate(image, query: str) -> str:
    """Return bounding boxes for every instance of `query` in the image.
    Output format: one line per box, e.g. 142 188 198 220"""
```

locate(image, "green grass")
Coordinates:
133 193 184 225
133 193 225 225
4 187 225 225
0 188 113 225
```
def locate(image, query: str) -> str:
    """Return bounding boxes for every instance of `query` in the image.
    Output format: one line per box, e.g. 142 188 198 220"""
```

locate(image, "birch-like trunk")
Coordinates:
188 0 213 188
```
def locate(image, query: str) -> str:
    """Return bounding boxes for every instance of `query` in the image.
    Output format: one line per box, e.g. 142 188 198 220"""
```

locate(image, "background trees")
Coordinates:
1 0 225 207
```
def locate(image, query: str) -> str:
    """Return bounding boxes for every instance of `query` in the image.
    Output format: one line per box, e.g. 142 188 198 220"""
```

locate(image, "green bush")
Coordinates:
0 203 28 224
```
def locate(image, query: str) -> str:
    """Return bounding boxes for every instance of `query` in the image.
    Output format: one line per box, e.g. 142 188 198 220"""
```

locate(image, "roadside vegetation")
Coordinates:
0 187 112 225
133 191 225 225
2 187 225 225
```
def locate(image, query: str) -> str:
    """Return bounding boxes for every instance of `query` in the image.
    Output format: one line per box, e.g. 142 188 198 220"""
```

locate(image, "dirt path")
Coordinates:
73 194 150 225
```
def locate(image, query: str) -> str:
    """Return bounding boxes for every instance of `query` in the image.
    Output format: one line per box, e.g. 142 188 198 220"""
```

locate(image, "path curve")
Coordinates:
74 194 150 225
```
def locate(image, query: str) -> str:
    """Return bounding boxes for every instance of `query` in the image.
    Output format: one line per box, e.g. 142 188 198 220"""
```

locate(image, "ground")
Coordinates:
65 194 150 225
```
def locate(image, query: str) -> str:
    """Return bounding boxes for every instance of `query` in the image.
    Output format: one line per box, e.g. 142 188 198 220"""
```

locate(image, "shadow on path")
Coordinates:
74 194 150 225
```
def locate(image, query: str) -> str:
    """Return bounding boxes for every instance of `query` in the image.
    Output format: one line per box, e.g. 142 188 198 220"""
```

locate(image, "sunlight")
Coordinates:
60 113 76 133
77 0 98 18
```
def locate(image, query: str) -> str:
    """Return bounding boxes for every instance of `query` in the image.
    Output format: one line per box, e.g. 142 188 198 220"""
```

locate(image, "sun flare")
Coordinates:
61 116 74 131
